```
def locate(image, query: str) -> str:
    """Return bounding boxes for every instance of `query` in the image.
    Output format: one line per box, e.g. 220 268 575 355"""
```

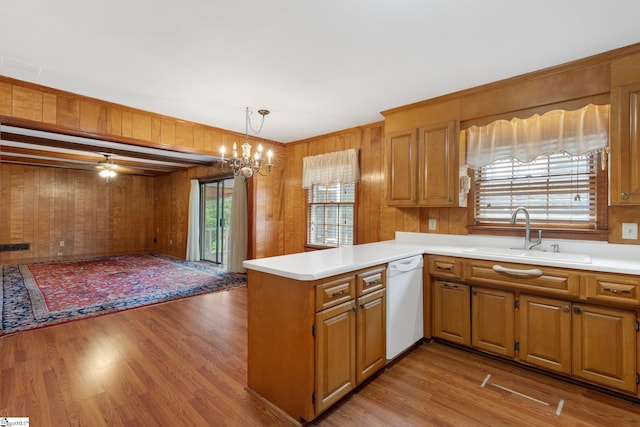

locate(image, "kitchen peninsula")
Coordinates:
244 232 640 422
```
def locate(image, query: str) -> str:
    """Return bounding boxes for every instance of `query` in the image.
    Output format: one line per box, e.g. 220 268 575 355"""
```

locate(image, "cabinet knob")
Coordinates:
562 305 570 313
472 289 478 295
572 306 582 314
352 306 357 312
621 192 630 200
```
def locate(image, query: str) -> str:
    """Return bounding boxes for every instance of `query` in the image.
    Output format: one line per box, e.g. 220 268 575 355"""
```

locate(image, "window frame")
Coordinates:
304 182 358 250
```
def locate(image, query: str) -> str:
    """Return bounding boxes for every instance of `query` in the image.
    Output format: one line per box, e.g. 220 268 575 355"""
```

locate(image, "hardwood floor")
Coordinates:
1 287 638 426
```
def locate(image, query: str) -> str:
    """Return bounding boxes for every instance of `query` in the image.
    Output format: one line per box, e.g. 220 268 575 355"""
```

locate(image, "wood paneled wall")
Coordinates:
0 76 266 154
278 123 464 254
150 139 284 260
281 124 382 254
0 76 286 261
4 44 640 262
0 164 154 263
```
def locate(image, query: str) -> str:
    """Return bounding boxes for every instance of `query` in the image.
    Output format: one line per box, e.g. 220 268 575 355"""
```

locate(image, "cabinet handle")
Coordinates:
562 305 570 313
492 265 543 277
443 283 459 289
603 287 618 294
573 306 582 314
367 279 380 287
622 290 631 295
436 264 453 272
331 290 346 297
621 192 630 200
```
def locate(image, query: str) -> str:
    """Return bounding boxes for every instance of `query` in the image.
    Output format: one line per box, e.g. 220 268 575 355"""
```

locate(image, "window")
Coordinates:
467 104 609 237
307 182 355 248
474 151 604 229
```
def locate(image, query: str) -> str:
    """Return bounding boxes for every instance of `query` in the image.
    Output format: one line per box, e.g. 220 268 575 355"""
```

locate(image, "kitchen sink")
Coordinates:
462 247 592 264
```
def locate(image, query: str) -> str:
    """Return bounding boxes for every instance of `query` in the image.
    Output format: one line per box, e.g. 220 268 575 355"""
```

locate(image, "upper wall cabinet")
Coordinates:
611 83 640 205
386 120 463 207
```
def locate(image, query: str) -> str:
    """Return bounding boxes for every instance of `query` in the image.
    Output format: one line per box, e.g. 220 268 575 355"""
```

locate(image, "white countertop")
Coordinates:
243 232 640 280
242 240 424 280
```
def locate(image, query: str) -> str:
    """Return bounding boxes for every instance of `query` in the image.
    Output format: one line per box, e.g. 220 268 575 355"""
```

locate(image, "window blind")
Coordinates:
474 152 598 226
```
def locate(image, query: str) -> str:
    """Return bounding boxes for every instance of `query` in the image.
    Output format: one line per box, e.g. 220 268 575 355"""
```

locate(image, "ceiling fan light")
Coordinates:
99 169 116 178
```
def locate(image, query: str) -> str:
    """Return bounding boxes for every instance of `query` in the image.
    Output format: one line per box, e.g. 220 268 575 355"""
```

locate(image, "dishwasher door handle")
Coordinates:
388 256 423 273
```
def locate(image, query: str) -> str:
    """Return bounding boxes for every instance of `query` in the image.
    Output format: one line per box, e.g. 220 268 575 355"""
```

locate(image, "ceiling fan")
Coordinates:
96 154 118 178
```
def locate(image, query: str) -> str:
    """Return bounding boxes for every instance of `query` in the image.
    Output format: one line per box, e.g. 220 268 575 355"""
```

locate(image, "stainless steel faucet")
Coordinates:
510 207 542 250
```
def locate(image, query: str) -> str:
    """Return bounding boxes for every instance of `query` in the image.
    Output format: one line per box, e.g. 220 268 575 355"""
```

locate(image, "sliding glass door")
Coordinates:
200 178 234 265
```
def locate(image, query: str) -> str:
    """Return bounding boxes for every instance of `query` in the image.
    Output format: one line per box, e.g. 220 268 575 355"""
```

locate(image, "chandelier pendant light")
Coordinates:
218 107 274 178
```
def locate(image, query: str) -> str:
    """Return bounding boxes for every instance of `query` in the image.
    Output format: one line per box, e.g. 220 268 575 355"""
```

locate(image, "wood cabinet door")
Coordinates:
386 129 418 206
519 294 571 374
315 300 356 414
611 84 640 205
356 289 386 384
571 304 637 393
471 287 514 358
432 281 470 345
417 121 458 206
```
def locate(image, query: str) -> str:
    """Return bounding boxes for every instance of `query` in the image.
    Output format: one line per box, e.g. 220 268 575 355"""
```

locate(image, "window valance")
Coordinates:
302 148 360 189
466 104 609 169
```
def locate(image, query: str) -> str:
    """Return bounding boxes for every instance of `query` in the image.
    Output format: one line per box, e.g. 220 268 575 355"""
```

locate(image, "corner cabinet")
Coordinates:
611 83 640 205
432 280 470 345
386 120 463 207
247 265 386 423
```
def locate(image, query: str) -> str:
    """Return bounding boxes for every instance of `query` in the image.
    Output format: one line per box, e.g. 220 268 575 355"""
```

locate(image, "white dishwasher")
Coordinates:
386 255 424 360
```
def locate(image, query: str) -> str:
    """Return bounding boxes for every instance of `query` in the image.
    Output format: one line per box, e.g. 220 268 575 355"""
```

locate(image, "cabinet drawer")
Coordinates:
428 256 462 280
464 259 579 296
357 266 386 296
316 276 356 312
585 274 640 306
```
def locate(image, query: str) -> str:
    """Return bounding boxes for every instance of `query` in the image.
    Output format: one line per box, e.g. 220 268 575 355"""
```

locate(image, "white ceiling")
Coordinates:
2 0 640 143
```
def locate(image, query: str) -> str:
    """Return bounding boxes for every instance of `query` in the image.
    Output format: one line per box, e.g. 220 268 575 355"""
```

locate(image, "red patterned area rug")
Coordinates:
0 254 246 336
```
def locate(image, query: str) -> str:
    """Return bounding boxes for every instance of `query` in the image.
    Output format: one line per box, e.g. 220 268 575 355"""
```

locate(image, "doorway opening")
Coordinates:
200 178 234 266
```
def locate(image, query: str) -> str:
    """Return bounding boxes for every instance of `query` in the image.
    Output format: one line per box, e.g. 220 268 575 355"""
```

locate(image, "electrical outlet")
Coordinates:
57 252 63 256
428 218 437 231
622 223 638 239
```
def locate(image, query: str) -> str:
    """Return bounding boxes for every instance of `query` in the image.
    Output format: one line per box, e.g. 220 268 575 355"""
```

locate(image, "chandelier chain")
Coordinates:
246 107 266 135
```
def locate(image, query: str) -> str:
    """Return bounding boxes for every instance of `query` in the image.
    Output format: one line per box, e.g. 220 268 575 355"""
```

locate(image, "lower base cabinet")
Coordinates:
519 294 572 374
432 281 639 395
472 287 514 358
248 265 386 422
315 288 386 414
315 300 357 413
571 303 637 393
432 281 470 345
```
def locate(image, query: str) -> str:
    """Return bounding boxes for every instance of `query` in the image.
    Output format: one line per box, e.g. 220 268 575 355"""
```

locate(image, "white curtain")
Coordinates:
227 175 247 273
302 148 360 188
185 179 200 261
466 104 609 169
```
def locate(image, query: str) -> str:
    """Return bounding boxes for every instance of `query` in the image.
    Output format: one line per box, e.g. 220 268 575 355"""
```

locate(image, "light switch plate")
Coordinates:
429 218 437 230
622 223 638 239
